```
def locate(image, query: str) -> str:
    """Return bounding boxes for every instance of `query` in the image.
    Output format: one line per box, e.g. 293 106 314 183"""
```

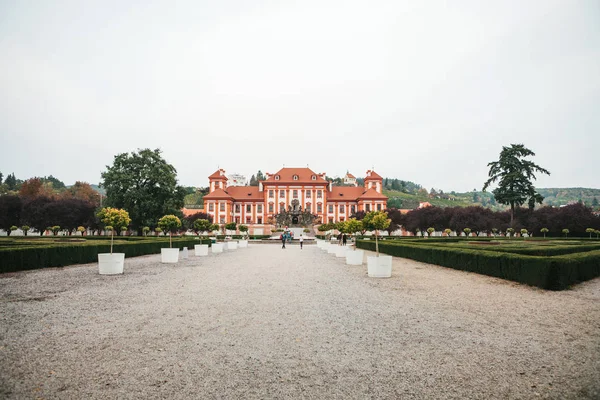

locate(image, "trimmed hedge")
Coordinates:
0 238 209 274
356 240 600 290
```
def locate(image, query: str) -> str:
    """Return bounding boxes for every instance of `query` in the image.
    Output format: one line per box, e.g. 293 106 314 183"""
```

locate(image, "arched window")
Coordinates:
275 175 280 180
293 175 298 180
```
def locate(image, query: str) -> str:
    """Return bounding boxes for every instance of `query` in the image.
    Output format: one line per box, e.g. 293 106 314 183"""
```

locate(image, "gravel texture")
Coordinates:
1 244 599 399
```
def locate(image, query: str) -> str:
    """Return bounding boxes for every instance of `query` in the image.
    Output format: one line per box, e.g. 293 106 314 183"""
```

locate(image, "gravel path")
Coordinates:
1 244 599 399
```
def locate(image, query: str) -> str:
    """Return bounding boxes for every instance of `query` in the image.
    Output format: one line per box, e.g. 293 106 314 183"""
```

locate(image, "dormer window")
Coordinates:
275 175 280 180
312 175 316 180
293 175 298 181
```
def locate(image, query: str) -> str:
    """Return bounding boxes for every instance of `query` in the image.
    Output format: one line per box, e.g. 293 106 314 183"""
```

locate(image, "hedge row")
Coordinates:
0 238 209 274
405 241 600 257
356 240 600 290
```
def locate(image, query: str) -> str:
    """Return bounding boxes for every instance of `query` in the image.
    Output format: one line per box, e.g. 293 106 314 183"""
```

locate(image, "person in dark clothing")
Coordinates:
281 233 286 249
299 234 304 249
342 234 347 246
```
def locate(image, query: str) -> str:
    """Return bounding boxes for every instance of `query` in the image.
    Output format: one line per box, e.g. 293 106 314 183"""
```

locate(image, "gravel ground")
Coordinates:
1 243 599 399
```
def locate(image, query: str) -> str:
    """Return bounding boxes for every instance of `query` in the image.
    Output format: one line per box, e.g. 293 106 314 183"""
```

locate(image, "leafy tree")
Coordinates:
19 178 53 199
506 227 514 238
384 208 403 235
238 225 249 236
77 226 86 236
491 228 498 237
155 227 163 236
345 218 363 245
249 175 257 186
0 195 22 235
4 173 18 190
192 219 212 235
256 170 265 182
593 197 599 208
98 208 132 253
10 226 18 235
426 227 435 237
444 228 452 237
362 211 391 256
210 223 220 233
142 226 150 236
157 215 182 248
21 225 30 236
21 196 53 235
51 226 61 236
595 230 600 239
43 198 96 235
540 227 549 238
101 148 186 235
183 211 213 231
41 175 66 190
562 228 569 238
586 228 595 239
225 222 237 232
463 228 471 237
520 228 528 237
0 172 3 184
62 181 101 206
483 144 550 226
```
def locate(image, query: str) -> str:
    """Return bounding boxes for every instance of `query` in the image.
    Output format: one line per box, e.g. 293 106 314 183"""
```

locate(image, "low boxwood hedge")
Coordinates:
0 238 210 274
356 240 600 290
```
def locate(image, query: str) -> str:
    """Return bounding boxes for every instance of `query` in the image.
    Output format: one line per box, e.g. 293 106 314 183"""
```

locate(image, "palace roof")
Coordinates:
226 186 263 201
365 170 383 180
208 169 227 180
327 186 367 202
202 188 233 200
357 188 388 200
263 167 327 183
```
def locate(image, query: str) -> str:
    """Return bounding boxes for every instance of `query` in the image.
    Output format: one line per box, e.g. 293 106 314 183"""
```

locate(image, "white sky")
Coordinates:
1 0 598 192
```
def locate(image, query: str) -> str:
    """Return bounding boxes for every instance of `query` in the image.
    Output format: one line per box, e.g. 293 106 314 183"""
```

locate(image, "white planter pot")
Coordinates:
211 243 224 253
98 253 125 275
181 247 189 259
161 248 179 263
238 240 248 248
346 250 364 265
335 246 348 258
328 245 338 254
227 242 238 250
194 244 209 256
367 255 393 278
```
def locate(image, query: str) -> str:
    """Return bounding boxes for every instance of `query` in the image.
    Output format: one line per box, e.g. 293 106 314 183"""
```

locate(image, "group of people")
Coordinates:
337 233 348 245
280 231 304 249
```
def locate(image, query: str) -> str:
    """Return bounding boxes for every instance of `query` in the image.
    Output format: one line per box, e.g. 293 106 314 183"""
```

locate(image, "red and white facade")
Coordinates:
201 167 387 234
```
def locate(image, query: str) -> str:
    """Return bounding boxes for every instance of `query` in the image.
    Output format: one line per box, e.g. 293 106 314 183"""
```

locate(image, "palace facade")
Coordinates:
200 167 387 234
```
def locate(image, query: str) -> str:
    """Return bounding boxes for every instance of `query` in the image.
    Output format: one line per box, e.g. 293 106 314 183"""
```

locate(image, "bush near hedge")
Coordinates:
356 240 600 290
0 238 210 274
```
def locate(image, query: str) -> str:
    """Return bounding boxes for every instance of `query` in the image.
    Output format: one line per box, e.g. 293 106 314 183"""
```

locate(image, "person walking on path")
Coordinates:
342 233 347 246
299 234 304 249
281 233 286 249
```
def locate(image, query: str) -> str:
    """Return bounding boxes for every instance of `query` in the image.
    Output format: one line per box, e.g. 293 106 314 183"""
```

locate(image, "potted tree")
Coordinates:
158 215 182 263
444 228 452 237
363 211 392 278
142 226 150 237
463 228 471 238
96 207 131 275
506 228 515 238
21 225 30 236
562 228 569 238
193 219 211 256
155 227 163 236
238 225 249 247
540 227 549 238
520 228 528 238
586 228 595 239
77 226 85 236
335 221 350 258
224 222 238 250
426 227 435 237
345 218 364 265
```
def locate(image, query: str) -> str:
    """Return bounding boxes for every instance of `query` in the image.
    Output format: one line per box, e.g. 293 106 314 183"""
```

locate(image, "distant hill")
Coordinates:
537 188 600 207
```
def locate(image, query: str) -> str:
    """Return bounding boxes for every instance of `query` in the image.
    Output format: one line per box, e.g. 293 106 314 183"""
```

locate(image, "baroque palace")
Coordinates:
199 167 387 235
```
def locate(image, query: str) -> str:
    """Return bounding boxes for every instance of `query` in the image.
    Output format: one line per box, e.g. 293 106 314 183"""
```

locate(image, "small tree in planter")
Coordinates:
77 226 85 236
586 228 595 239
362 211 391 256
444 228 452 237
51 226 61 236
121 227 128 236
595 230 600 239
193 219 212 236
492 228 498 237
142 226 150 237
506 228 514 238
463 228 471 237
225 222 237 235
97 207 131 254
540 228 549 238
210 223 220 234
238 224 249 237
520 228 528 237
9 226 17 236
426 227 435 237
562 228 569 238
157 215 182 248
21 225 30 236
345 218 363 250
155 227 163 236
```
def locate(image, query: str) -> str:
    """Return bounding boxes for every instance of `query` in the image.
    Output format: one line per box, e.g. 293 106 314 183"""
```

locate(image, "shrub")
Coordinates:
157 215 182 248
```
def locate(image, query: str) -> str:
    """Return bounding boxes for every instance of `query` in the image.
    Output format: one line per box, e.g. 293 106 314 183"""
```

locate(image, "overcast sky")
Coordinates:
1 0 598 192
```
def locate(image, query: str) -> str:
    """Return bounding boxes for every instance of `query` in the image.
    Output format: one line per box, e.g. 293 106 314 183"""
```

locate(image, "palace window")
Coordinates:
366 204 371 212
220 203 225 211
293 175 298 180
280 190 285 198
219 216 225 224
328 217 334 223
340 217 345 222
317 204 322 212
257 205 262 213
209 203 214 212
339 205 345 213
246 204 251 213
328 205 333 213
280 203 285 213
306 191 311 198
275 175 280 180
246 216 251 224
235 217 240 223
293 190 298 198
215 182 220 188
235 205 240 213
317 190 322 198
377 204 382 211
269 190 274 198
312 176 316 180
306 204 311 212
351 205 356 214
269 203 274 213
257 217 262 224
